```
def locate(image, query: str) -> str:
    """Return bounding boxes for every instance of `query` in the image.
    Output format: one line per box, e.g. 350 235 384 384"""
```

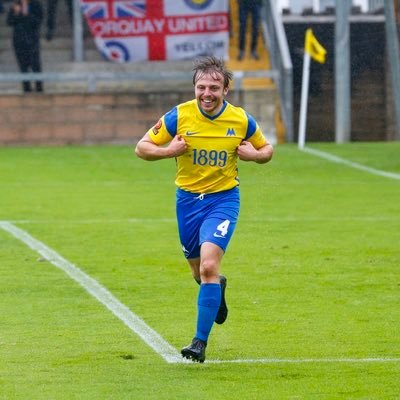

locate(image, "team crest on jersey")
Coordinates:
152 119 162 135
226 128 236 136
183 0 213 10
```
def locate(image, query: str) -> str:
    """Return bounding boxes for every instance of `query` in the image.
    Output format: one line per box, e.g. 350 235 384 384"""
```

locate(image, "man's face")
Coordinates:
194 72 229 116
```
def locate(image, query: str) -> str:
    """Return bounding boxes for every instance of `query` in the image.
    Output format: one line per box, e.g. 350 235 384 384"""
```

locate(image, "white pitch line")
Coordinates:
302 147 400 181
205 357 400 364
0 221 181 364
1 220 400 366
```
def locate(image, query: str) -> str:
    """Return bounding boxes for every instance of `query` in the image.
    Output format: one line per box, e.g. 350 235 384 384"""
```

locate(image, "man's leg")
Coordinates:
250 4 261 59
214 275 228 324
188 257 201 284
196 242 222 337
188 256 227 324
66 0 73 26
237 2 248 60
46 0 58 40
31 45 43 92
15 48 31 92
181 243 222 362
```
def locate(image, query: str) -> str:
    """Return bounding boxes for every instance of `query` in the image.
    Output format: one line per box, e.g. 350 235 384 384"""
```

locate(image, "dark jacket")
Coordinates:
7 0 43 47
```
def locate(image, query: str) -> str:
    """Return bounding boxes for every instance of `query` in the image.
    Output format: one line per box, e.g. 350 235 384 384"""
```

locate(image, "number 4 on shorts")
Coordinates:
216 219 230 237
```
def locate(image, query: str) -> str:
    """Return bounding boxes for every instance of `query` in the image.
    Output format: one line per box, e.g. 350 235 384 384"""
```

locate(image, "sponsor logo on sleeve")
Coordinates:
152 119 162 135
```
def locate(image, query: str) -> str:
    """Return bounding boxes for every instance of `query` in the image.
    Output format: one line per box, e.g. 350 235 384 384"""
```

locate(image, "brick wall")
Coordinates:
0 89 276 146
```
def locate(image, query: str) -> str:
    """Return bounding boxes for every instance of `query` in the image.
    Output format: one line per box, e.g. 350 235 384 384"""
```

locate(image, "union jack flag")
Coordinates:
81 1 108 19
81 0 146 20
113 0 146 18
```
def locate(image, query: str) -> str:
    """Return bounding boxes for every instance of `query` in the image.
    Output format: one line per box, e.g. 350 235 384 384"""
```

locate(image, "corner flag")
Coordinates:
305 28 327 64
298 28 327 149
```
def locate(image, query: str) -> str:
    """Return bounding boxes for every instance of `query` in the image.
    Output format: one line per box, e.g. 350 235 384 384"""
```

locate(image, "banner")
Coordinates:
80 0 229 63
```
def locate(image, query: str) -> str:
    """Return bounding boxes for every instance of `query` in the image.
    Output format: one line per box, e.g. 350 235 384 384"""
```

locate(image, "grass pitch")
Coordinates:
0 142 399 399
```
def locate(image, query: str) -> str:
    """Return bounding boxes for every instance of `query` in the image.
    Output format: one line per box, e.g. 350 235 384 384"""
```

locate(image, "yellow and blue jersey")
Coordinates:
148 99 268 194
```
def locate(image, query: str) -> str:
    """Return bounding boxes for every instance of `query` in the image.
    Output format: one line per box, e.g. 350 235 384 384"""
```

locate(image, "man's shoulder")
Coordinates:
224 102 248 120
164 100 195 119
177 99 197 110
175 99 198 118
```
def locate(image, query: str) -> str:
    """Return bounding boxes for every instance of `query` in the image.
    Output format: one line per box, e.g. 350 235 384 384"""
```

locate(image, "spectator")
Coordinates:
46 0 73 41
7 0 44 92
237 0 262 61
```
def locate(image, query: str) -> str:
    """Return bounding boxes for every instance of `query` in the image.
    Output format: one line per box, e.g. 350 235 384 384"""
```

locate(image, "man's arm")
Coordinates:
135 132 187 161
237 141 273 164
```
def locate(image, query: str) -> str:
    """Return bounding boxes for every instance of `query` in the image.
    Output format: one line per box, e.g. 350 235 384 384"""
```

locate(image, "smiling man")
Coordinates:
135 56 273 363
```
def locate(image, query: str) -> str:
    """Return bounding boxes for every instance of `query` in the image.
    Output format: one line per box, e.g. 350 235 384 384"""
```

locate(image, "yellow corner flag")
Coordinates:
305 28 327 64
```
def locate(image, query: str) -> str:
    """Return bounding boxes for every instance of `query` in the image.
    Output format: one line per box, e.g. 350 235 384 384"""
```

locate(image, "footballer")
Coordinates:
135 56 273 363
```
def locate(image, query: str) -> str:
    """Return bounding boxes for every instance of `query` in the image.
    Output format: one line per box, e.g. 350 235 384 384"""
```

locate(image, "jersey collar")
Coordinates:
197 100 228 120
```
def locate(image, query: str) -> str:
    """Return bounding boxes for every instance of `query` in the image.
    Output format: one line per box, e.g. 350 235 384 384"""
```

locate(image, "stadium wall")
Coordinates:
284 18 395 141
0 89 276 146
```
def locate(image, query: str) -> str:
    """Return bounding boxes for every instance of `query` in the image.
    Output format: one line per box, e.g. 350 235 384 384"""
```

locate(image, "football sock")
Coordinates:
195 275 223 286
195 283 221 342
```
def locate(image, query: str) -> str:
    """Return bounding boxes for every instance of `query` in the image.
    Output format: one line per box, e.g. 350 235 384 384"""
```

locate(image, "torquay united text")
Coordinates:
90 14 228 37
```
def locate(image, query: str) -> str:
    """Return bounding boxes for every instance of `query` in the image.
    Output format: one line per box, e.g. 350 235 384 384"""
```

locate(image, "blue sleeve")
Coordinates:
244 112 257 140
164 107 178 137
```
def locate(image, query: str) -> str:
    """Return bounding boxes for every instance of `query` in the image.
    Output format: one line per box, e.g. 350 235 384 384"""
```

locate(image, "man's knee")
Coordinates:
200 258 219 279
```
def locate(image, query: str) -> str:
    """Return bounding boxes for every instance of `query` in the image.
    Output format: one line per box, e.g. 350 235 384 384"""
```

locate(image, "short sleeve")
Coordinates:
147 107 177 145
245 112 268 149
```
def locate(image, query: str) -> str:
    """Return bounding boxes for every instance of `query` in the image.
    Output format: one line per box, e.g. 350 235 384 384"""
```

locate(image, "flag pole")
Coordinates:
298 29 326 149
298 50 311 149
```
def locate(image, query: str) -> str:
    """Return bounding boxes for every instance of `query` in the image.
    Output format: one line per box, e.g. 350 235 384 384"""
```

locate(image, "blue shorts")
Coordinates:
176 187 240 259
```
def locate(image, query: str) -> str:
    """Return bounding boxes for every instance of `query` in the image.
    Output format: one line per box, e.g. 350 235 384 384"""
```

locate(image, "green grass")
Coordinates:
0 143 400 399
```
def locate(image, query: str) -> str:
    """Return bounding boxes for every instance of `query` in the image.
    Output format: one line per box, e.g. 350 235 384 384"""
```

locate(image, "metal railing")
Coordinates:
262 0 294 142
0 70 277 95
368 0 385 11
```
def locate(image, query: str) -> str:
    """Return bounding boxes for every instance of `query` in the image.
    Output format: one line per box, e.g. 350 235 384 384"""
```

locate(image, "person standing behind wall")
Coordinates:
45 0 72 41
237 0 262 61
7 0 44 92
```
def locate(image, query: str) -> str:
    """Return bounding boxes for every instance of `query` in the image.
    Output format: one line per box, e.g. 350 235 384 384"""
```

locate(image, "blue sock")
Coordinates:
195 283 221 342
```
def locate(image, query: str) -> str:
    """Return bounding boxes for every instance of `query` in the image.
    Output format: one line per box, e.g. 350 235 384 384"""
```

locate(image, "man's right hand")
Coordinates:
167 135 187 158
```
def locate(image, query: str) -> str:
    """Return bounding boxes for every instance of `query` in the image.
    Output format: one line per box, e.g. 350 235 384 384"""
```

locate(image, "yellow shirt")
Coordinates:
148 99 268 194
